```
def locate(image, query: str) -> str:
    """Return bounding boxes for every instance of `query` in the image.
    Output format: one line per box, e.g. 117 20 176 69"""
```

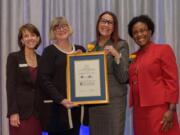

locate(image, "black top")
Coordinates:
38 44 86 132
6 51 41 120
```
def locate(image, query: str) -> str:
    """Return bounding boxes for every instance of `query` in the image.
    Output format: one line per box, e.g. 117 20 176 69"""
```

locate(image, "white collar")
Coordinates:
53 44 75 54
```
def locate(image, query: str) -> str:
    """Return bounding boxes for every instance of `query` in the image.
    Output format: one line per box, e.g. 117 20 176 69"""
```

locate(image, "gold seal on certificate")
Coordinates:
66 51 109 105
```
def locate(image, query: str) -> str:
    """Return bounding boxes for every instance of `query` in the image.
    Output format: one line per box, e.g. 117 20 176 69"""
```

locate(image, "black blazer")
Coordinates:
6 50 41 120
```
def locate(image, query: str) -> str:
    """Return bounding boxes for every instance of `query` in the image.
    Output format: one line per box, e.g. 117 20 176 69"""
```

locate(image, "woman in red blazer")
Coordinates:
6 24 42 135
128 15 180 135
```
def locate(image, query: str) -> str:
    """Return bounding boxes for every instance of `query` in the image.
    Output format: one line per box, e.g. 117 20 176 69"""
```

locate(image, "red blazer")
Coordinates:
129 42 179 107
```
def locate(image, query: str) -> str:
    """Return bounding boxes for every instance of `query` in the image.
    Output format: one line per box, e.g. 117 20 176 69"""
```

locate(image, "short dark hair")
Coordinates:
18 23 41 50
128 15 155 37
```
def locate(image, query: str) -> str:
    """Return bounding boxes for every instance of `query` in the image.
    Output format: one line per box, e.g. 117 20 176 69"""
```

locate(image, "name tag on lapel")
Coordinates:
43 100 53 103
19 63 28 67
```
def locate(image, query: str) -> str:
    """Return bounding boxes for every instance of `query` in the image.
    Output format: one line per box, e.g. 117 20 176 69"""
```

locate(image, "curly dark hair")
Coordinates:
128 15 155 38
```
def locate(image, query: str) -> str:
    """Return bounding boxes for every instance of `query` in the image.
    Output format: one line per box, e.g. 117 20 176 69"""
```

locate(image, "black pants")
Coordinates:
48 127 80 135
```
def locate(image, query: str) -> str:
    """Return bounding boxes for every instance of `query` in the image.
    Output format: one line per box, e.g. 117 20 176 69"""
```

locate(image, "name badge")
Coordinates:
19 63 28 67
43 100 53 103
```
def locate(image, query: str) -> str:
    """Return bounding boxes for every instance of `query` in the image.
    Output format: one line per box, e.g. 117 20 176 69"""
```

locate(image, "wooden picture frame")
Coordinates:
66 51 109 105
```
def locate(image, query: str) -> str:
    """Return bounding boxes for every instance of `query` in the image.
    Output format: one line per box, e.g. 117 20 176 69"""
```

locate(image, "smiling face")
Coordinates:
53 24 71 40
49 17 73 41
132 22 152 48
98 14 114 38
21 29 40 50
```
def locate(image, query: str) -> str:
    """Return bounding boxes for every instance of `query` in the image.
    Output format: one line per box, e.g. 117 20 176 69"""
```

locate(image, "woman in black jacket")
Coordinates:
6 23 42 135
38 16 86 135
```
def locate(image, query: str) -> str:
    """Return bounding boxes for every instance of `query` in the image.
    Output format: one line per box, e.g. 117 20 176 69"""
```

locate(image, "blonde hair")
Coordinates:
49 17 73 40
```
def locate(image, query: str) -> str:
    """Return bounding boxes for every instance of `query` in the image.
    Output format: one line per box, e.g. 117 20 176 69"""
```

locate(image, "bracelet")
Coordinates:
169 107 176 112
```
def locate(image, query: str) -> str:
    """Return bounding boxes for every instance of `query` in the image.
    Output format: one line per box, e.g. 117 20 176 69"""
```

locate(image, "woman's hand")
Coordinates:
10 113 20 127
61 99 79 109
160 110 174 132
104 45 118 56
104 45 121 64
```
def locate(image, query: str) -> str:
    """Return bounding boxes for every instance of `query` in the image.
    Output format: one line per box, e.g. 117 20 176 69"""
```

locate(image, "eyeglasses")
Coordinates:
54 24 68 30
132 28 149 36
99 18 114 26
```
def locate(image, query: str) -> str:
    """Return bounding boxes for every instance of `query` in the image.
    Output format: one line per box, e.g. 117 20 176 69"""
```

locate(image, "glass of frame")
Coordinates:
66 51 109 105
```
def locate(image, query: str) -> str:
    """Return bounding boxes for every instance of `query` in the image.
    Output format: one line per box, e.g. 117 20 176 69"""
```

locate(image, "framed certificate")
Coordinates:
66 51 109 105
